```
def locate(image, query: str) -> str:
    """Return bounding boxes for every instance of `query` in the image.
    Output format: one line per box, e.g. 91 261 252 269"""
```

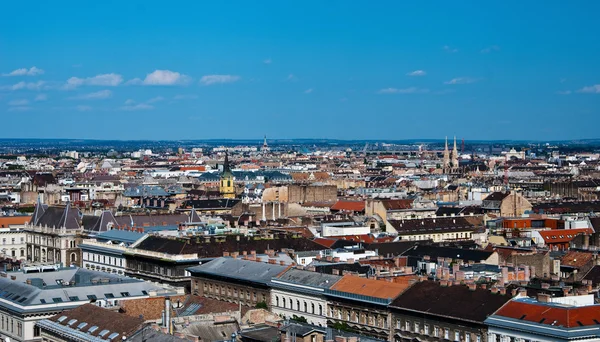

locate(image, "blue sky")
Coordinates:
1 1 599 141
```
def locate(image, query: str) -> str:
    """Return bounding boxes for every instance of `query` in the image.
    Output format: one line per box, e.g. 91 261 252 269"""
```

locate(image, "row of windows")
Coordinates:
406 232 472 241
84 263 124 275
0 314 23 337
274 296 323 316
28 236 77 249
0 248 25 258
201 281 266 303
330 307 388 328
83 252 123 267
398 320 481 342
1 237 24 245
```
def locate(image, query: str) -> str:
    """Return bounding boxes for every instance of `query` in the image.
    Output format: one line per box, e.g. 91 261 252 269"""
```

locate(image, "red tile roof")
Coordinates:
382 199 414 210
312 237 338 248
331 200 365 212
539 228 592 244
561 250 595 268
494 300 600 328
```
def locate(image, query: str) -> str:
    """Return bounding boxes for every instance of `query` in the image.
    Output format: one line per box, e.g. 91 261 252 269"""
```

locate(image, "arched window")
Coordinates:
70 253 77 263
304 302 307 312
297 300 300 311
319 305 323 316
289 298 293 309
275 296 279 307
311 303 315 314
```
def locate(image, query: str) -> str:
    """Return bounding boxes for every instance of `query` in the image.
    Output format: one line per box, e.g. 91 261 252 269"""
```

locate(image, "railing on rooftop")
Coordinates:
81 239 199 261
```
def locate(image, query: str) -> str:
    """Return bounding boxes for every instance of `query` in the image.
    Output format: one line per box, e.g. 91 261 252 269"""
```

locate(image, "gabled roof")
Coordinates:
188 208 202 223
484 192 510 202
491 298 600 328
35 204 81 230
31 198 48 226
391 281 513 323
82 211 119 233
381 199 414 211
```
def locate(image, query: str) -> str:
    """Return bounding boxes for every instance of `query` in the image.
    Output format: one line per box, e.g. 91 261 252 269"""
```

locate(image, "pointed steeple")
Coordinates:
452 136 459 172
223 151 231 173
443 136 450 172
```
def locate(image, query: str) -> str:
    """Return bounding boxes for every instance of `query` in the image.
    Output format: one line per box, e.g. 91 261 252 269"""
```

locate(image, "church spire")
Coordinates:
223 150 231 173
443 136 450 172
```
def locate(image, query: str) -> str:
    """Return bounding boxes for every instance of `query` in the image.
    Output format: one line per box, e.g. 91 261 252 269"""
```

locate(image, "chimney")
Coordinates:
537 293 551 303
10 275 16 281
499 287 507 295
480 284 487 290
242 251 248 256
279 261 286 266
491 287 499 294
468 283 476 291
223 251 230 257
440 280 448 287
346 258 355 264
268 259 276 264
250 250 256 255
541 283 550 290
333 257 341 263
332 269 340 275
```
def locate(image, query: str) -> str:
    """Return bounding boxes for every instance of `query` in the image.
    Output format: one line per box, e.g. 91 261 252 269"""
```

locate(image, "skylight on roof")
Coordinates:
99 329 110 337
77 322 88 330
67 319 77 326
53 298 63 303
40 299 46 304
104 293 114 299
88 326 99 333
108 332 120 340
57 316 68 323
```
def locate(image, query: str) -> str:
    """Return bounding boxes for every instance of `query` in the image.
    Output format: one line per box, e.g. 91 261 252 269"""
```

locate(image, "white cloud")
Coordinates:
287 74 297 81
481 45 500 53
407 70 426 76
443 45 458 53
3 66 44 76
8 106 31 112
34 94 48 101
199 74 240 85
578 85 600 93
378 87 429 94
304 88 313 94
76 105 92 112
444 77 480 85
130 70 192 86
173 94 198 100
263 58 272 64
120 103 154 111
6 81 46 91
8 99 29 106
556 90 572 95
69 90 112 100
147 96 164 103
124 99 136 105
64 73 123 89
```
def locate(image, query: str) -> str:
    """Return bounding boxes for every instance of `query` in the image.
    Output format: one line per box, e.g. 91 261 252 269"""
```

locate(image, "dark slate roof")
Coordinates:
390 281 513 323
365 241 425 257
35 204 81 230
82 211 119 233
134 234 327 258
401 245 494 263
533 201 600 214
188 257 288 285
274 268 342 289
484 192 510 202
31 200 48 226
123 185 170 197
583 265 600 286
33 173 56 186
389 216 483 236
114 214 188 228
313 262 372 276
181 199 241 210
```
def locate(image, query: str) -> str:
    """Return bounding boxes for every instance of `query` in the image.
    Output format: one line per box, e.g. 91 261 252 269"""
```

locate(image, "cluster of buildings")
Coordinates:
1 139 600 341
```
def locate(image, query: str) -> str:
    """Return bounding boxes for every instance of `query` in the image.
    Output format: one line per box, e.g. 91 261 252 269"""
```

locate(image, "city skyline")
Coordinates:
2 1 600 140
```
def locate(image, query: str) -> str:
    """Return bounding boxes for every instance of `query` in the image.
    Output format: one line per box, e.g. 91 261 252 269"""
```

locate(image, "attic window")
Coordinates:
120 292 130 297
519 315 526 320
577 321 584 326
53 298 63 303
594 319 600 325
104 293 115 299
40 299 46 304
18 297 27 303
12 295 20 301
67 319 77 326
57 316 68 323
108 332 120 340
88 326 99 333
69 296 79 301
539 318 546 324
99 329 110 337
141 290 148 295
87 294 97 300
77 322 88 330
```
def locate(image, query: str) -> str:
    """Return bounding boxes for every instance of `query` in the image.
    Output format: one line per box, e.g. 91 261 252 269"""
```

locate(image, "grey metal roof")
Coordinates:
274 268 341 289
187 257 288 285
96 229 145 244
0 267 162 313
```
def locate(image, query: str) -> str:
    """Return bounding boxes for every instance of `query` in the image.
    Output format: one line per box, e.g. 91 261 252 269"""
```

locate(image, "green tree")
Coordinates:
255 301 268 309
291 315 308 324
